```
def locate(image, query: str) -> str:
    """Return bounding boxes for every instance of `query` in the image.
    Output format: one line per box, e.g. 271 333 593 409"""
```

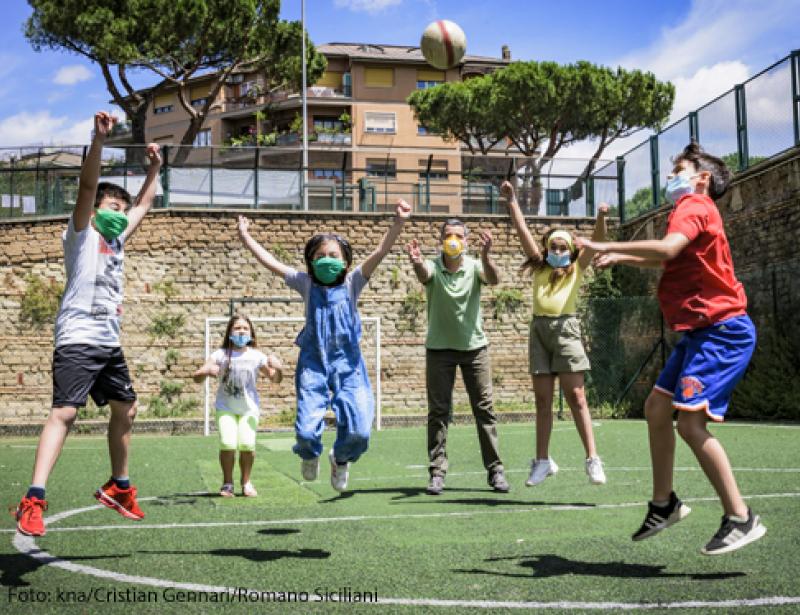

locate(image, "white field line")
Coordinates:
4 492 799 535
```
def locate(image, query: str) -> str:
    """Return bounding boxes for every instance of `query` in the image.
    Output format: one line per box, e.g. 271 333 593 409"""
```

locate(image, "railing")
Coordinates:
605 49 800 222
0 145 615 218
2 50 797 221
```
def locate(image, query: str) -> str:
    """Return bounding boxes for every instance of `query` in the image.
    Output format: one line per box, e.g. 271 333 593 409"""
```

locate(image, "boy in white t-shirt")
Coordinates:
194 313 282 497
15 112 162 537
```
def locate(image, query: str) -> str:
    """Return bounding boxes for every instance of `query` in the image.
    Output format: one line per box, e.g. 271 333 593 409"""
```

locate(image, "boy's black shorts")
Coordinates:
52 344 137 408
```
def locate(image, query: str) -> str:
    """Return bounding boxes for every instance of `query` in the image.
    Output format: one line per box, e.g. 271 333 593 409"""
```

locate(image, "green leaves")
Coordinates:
408 59 674 161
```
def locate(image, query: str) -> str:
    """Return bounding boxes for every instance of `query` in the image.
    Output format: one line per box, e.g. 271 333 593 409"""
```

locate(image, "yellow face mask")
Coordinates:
442 234 464 258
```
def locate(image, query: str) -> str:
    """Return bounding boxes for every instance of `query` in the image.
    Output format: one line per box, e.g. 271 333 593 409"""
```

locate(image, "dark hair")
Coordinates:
220 312 257 383
520 228 578 286
303 233 353 286
673 142 731 200
440 218 468 239
94 182 133 209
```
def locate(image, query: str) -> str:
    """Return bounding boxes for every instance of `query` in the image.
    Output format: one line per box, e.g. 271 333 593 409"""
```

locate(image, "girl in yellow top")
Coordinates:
501 181 609 487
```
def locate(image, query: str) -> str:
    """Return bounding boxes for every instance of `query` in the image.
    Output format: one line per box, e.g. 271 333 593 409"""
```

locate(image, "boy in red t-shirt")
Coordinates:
577 143 765 555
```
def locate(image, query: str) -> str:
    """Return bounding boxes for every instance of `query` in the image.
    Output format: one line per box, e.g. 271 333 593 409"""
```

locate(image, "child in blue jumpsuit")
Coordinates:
237 200 411 491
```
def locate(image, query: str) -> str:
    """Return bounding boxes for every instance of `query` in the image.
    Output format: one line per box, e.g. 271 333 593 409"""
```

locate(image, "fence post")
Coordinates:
161 145 170 208
9 156 15 218
616 156 626 223
253 147 259 209
209 147 214 207
791 49 800 147
735 84 749 171
688 111 699 143
586 175 595 217
649 135 660 210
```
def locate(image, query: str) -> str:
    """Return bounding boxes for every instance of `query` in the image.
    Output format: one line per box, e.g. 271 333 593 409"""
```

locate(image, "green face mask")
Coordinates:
93 208 129 241
312 257 345 284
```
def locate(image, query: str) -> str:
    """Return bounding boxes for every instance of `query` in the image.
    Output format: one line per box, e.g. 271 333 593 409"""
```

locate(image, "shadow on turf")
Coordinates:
0 552 131 587
454 554 745 581
139 547 330 563
318 486 594 508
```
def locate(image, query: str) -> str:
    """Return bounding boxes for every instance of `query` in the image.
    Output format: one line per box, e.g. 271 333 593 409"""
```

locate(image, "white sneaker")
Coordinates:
301 456 320 481
329 449 350 492
585 456 607 485
525 458 558 486
241 482 258 497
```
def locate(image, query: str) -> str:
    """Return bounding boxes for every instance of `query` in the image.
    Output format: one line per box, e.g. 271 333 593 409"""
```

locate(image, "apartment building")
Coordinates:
108 42 509 213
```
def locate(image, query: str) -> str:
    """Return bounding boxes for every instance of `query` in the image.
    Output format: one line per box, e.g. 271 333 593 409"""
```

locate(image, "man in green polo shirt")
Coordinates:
406 218 509 496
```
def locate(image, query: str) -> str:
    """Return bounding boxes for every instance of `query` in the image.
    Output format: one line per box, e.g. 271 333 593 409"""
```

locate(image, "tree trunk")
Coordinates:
170 117 207 166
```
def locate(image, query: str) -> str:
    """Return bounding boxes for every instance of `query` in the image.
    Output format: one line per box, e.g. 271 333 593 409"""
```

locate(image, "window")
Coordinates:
153 93 173 115
193 129 211 147
366 159 396 179
417 69 444 90
364 67 394 88
313 168 344 182
315 71 343 88
418 159 448 181
190 86 210 108
313 116 344 132
364 112 396 134
417 125 437 136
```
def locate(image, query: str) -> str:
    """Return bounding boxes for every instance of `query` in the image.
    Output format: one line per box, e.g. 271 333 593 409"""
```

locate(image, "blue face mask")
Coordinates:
546 252 571 268
229 334 251 348
666 172 695 204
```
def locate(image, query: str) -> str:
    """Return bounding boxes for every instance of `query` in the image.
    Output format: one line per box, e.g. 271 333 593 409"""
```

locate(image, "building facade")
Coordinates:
107 43 510 213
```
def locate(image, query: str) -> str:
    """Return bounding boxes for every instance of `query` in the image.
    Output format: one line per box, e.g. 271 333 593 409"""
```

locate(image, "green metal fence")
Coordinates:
611 49 800 222
1 50 798 221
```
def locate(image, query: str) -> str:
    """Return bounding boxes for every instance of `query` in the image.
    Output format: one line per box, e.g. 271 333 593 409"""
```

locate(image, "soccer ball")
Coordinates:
420 20 467 70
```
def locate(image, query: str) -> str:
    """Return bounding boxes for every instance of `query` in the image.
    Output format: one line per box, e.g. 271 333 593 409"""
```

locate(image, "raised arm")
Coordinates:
73 112 115 232
237 216 293 278
594 252 664 270
405 238 431 284
193 357 220 384
477 230 500 286
576 233 690 263
360 199 412 279
577 203 609 269
122 143 162 242
500 181 541 262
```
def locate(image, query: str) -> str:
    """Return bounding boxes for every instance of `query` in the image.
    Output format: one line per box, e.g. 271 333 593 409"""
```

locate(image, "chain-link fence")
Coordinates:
579 296 665 416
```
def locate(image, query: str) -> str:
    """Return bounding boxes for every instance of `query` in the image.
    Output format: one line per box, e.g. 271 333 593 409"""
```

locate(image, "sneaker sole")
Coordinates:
525 468 558 487
632 503 692 541
701 521 767 556
94 491 144 520
588 476 607 485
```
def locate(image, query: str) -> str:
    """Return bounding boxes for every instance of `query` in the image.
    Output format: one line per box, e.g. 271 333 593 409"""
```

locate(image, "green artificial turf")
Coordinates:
1 420 799 614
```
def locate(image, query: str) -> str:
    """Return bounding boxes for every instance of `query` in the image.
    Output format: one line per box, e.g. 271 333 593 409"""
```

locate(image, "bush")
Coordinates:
491 288 523 320
148 312 185 338
20 274 63 325
398 290 425 332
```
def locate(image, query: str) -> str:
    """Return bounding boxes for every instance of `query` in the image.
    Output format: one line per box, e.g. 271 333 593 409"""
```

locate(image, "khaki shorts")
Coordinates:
529 315 590 375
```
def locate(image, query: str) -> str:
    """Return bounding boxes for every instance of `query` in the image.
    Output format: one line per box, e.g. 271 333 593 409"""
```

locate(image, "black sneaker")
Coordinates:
632 491 691 541
488 470 510 493
701 508 766 555
426 475 444 496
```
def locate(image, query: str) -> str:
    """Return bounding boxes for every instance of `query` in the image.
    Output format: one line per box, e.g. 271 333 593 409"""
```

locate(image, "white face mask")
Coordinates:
665 171 697 203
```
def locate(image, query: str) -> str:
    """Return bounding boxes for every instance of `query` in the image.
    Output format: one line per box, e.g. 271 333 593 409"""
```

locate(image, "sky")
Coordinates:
0 0 797 160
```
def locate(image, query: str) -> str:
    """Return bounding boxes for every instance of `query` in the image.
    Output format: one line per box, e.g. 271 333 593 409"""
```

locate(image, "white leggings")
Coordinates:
216 411 258 452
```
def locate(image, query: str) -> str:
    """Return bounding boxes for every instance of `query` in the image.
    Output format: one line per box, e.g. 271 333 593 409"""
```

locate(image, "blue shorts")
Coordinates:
654 315 756 421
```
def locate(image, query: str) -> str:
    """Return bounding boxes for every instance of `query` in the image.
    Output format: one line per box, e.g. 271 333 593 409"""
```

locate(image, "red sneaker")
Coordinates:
94 480 145 520
14 496 48 536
